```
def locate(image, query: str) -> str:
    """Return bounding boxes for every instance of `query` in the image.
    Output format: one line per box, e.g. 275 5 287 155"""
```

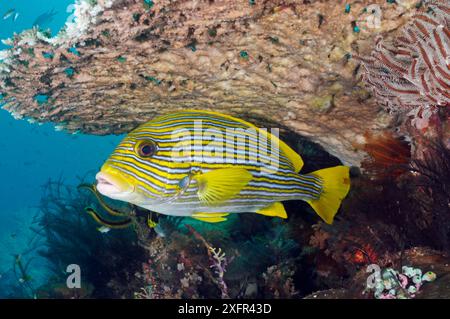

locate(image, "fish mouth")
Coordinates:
96 172 122 194
95 165 135 197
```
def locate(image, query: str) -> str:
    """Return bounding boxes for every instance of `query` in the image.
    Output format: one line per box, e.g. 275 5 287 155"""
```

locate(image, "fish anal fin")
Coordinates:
194 168 252 205
256 202 287 219
191 212 229 223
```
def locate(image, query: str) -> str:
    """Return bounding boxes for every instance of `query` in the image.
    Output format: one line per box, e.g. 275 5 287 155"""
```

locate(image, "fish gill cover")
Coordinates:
0 0 449 300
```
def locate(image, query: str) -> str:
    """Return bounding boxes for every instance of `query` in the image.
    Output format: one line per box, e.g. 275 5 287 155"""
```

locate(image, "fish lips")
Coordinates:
95 171 135 198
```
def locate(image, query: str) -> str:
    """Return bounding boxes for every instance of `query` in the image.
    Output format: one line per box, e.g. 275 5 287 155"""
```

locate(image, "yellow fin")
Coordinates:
147 214 157 228
194 168 252 205
306 166 351 225
180 110 304 173
256 202 288 219
191 212 229 223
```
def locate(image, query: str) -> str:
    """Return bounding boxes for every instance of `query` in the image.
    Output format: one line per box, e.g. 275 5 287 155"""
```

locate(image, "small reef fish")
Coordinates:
97 226 111 234
33 8 57 28
78 184 133 228
84 206 132 229
13 12 19 22
3 9 15 20
154 223 166 238
96 110 351 224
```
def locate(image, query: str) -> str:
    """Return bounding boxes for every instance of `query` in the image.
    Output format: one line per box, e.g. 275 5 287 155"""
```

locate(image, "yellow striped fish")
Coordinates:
95 110 350 224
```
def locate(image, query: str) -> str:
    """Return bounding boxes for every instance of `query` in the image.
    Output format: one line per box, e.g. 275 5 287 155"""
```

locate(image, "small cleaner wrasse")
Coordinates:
96 110 351 224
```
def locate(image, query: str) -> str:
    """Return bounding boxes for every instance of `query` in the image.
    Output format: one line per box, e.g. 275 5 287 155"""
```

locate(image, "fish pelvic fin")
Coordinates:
305 166 351 225
191 212 229 223
193 168 252 205
256 202 287 219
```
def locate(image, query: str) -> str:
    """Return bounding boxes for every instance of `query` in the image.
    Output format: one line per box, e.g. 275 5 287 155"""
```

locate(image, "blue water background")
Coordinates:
0 0 122 294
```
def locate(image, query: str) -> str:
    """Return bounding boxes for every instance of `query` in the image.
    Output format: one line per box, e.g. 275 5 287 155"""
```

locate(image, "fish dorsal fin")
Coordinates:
191 212 229 223
193 168 252 205
184 110 304 173
256 202 288 219
269 137 303 173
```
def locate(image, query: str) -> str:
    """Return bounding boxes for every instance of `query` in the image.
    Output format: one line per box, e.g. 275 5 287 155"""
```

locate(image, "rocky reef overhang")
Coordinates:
0 0 425 165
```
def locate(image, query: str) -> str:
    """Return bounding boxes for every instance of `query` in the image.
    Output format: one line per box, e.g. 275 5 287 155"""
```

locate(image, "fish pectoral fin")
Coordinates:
191 212 229 223
256 202 288 219
193 168 252 205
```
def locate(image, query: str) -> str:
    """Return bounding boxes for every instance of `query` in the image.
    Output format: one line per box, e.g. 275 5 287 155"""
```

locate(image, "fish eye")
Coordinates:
136 140 157 158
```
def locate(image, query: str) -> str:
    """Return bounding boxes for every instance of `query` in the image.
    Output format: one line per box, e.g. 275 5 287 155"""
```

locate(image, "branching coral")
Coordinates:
131 216 313 299
186 225 230 298
409 137 450 251
208 247 229 299
134 230 224 299
37 177 146 298
358 0 449 113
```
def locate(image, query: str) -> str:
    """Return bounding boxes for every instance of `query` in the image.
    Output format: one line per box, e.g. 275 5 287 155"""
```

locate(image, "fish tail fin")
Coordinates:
305 166 351 225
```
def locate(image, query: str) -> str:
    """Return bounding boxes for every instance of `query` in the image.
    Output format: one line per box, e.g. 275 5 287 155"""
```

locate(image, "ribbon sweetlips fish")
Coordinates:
95 110 350 224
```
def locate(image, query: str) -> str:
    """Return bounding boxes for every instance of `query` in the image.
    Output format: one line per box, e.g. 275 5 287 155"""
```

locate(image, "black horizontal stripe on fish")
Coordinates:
78 184 129 217
85 207 132 229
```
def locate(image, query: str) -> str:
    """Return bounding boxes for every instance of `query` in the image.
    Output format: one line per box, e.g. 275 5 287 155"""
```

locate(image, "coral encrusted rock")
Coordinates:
0 0 428 165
